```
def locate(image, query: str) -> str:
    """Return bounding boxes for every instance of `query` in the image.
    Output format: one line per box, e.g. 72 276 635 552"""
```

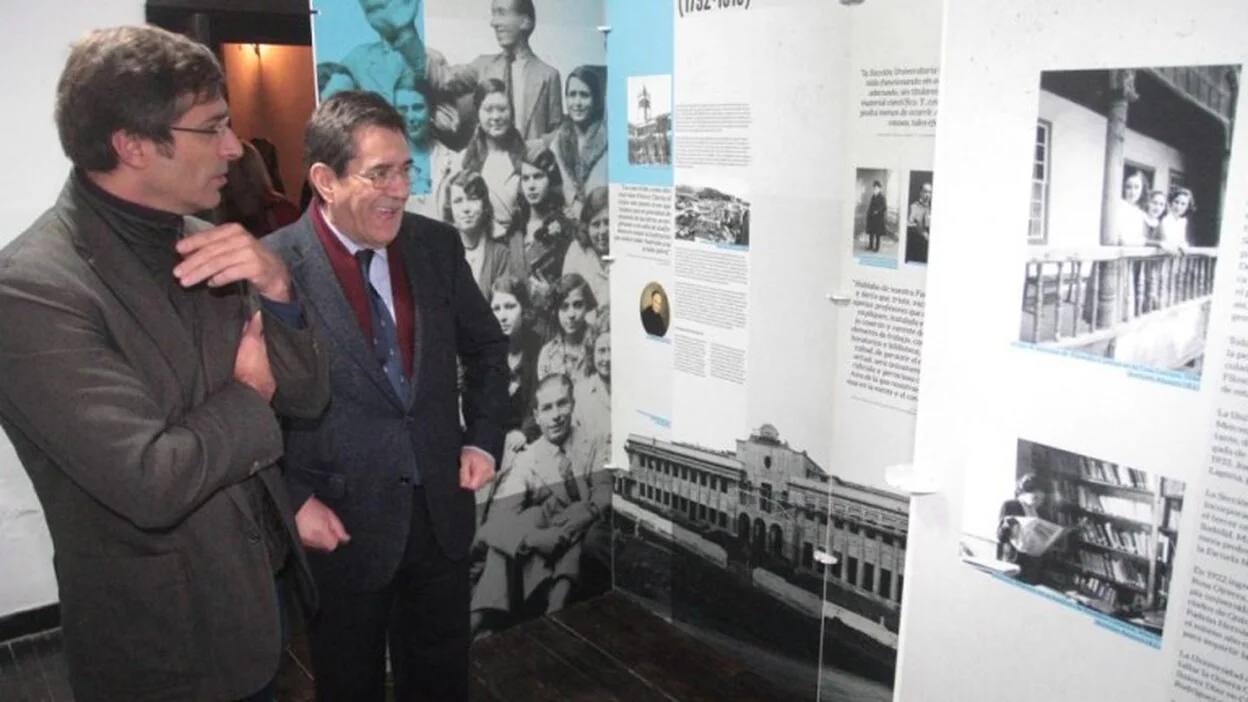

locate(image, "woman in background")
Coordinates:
489 275 544 450
1160 187 1194 249
547 66 607 218
562 186 609 308
574 308 610 450
506 146 575 308
536 273 598 383
443 170 514 298
216 141 300 237
460 78 527 239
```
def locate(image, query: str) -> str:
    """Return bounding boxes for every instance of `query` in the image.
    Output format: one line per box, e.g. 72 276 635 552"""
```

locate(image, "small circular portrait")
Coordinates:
639 282 670 338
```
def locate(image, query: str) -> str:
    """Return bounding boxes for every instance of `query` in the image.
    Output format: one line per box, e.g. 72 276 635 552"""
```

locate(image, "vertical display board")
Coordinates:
607 0 941 698
897 1 1248 700
311 0 612 641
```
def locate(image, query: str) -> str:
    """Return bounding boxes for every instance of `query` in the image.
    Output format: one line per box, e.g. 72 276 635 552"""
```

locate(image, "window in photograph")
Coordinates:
1028 120 1052 244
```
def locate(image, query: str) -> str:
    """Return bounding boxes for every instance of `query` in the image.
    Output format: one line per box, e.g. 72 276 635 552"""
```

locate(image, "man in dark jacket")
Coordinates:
0 26 330 702
266 91 509 702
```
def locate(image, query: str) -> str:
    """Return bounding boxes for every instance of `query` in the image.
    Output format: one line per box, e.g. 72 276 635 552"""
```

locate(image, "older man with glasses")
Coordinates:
264 90 509 702
0 25 330 702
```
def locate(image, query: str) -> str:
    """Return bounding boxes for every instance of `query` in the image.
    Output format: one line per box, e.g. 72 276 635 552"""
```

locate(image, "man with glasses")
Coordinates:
265 90 508 701
0 26 330 702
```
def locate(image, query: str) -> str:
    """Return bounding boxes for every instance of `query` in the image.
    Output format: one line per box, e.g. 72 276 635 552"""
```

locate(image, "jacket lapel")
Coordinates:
65 183 202 409
399 228 435 409
287 216 403 406
520 68 545 138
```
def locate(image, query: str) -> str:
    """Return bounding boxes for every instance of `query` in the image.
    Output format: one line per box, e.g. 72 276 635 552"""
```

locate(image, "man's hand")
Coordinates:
459 449 496 491
175 224 292 302
295 496 350 552
364 0 420 42
234 311 275 401
432 104 461 134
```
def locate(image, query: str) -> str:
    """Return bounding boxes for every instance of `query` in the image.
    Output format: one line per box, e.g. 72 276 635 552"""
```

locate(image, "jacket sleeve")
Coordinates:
259 297 330 420
0 277 284 530
450 233 510 463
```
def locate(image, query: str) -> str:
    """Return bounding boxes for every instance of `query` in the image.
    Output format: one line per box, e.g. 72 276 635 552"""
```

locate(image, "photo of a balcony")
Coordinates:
1018 64 1240 378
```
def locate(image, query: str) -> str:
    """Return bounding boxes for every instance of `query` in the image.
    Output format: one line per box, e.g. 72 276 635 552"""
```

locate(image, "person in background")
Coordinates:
865 179 886 253
250 136 287 194
442 169 515 298
536 273 598 383
218 141 301 236
0 25 329 702
561 185 609 307
266 90 509 702
459 78 527 238
641 288 668 338
545 66 607 218
905 181 932 263
505 145 573 306
996 473 1059 585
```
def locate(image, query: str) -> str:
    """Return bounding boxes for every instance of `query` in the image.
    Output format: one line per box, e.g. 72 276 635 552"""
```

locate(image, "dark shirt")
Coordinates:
641 306 667 337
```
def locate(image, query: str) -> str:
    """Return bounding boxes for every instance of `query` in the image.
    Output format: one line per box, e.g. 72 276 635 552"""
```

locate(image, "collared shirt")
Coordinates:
320 206 396 324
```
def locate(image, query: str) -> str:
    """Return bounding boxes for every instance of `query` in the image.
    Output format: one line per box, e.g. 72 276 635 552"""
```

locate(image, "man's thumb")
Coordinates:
244 310 264 337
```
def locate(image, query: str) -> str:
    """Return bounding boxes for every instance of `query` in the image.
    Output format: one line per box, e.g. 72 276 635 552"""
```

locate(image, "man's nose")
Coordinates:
220 127 244 160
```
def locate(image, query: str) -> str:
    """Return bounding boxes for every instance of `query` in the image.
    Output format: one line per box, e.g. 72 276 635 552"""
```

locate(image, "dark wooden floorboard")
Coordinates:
553 595 797 702
472 620 608 702
0 643 28 702
2 592 799 702
523 617 673 702
7 637 52 702
468 673 506 701
33 633 71 702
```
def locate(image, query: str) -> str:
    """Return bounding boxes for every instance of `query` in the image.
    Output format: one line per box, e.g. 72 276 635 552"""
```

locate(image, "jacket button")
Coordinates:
247 532 261 544
399 476 412 485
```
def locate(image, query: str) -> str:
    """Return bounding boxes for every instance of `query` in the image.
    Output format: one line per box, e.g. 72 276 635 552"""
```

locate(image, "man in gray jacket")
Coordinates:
0 26 329 702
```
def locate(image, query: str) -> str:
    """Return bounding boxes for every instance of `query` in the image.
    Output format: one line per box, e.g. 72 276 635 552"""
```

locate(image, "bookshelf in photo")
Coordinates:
1018 439 1184 635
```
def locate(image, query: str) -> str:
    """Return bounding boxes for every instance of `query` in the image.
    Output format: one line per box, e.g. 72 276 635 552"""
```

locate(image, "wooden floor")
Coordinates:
1 593 795 701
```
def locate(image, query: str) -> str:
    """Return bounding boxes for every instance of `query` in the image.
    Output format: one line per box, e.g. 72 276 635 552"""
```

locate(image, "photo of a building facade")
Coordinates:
613 425 907 700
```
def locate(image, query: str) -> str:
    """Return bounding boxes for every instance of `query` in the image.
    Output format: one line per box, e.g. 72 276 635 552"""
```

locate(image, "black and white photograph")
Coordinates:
961 439 1183 644
903 170 932 265
1017 64 1240 377
325 0 614 641
311 0 439 195
614 426 906 701
674 183 751 247
639 281 670 338
853 168 898 259
627 74 673 166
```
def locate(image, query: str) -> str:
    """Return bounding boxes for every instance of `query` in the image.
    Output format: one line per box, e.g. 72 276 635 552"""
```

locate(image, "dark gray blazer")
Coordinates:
265 210 508 593
0 177 330 701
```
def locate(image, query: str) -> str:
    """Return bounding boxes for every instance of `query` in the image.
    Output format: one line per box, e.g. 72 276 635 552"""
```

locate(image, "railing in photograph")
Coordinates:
1021 246 1217 346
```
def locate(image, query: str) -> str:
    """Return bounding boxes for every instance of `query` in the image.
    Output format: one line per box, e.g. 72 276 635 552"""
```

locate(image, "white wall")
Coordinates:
0 0 145 620
1038 90 1187 249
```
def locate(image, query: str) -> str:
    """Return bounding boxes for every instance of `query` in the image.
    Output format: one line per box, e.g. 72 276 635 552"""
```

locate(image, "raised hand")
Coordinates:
175 223 292 302
362 0 420 42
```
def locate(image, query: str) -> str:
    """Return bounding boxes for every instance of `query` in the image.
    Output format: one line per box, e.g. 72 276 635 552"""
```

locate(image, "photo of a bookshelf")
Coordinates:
974 439 1183 641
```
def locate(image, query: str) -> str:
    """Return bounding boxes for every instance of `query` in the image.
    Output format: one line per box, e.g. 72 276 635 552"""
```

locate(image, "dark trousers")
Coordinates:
309 489 471 702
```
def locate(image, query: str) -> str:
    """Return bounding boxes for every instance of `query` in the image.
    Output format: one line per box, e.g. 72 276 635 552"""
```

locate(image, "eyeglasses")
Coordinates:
352 164 422 190
169 121 234 139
